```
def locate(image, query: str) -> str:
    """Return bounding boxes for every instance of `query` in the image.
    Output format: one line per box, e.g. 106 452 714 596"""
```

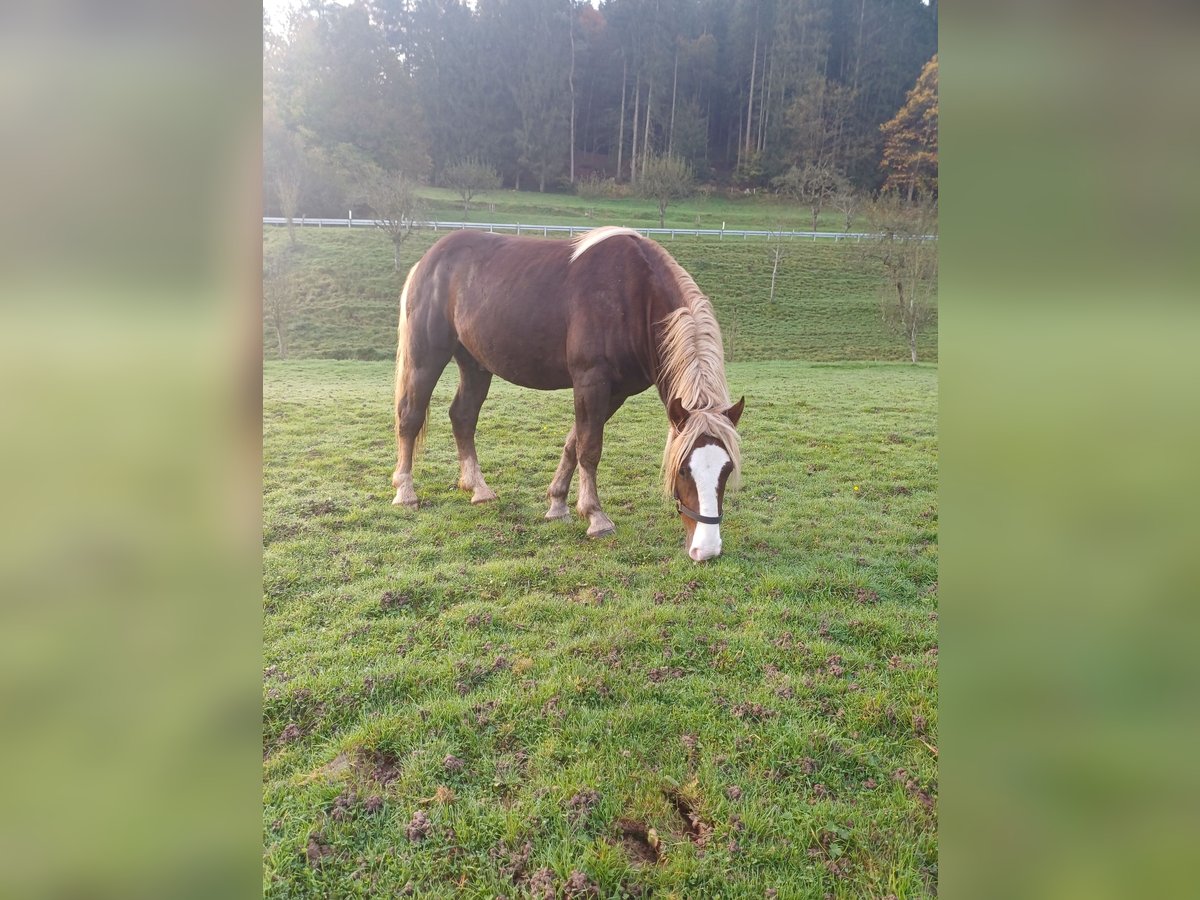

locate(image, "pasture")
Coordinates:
262 227 937 365
408 185 871 234
263 358 938 897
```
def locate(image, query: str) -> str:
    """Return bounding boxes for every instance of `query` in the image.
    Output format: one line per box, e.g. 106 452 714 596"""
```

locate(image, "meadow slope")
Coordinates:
262 227 937 364
263 359 938 898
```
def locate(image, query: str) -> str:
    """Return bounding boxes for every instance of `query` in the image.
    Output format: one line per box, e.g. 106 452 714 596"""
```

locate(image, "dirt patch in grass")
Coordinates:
301 498 342 517
306 832 333 868
664 789 712 848
563 870 600 897
380 590 412 610
614 819 661 865
566 789 601 826
731 701 777 721
528 867 556 899
405 810 431 842
491 839 533 882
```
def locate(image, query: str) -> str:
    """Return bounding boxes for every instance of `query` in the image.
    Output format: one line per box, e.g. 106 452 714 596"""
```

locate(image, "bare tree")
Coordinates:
273 150 304 248
567 0 576 184
772 163 849 233
863 193 938 363
638 154 694 228
441 159 501 214
832 187 859 233
358 163 424 271
263 256 298 359
765 225 789 308
264 109 306 247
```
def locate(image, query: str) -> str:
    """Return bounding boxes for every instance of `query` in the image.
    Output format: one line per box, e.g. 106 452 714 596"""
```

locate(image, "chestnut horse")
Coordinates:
390 226 744 561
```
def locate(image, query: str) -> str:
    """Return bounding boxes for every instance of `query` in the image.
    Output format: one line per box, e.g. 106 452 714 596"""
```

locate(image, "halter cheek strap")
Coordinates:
674 491 722 525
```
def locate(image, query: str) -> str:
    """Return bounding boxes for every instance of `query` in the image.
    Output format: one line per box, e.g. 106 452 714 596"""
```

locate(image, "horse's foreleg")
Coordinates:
545 425 577 520
450 354 497 504
572 384 626 539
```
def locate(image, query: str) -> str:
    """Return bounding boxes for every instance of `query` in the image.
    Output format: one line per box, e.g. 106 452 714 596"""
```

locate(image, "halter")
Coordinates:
674 490 722 525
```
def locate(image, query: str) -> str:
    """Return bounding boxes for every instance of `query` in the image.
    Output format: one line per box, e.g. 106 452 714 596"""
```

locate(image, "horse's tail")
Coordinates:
395 258 429 456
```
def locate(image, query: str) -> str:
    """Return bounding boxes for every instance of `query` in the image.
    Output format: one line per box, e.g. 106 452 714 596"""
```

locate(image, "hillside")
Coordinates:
262 226 937 364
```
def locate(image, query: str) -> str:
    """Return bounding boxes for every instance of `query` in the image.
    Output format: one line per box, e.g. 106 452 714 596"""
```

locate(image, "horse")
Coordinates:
390 225 744 561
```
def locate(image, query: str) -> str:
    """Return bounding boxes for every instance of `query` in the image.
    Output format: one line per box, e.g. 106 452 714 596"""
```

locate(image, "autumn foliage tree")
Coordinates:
880 54 938 201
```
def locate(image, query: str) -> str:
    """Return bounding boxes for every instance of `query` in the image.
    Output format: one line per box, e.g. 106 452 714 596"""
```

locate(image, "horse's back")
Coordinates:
413 230 659 395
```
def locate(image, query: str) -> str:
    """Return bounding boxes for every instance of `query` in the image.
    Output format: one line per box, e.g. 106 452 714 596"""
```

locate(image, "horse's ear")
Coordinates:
668 397 690 431
724 396 745 427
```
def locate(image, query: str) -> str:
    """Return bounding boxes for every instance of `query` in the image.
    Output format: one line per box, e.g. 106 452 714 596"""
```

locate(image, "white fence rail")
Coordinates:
262 216 900 242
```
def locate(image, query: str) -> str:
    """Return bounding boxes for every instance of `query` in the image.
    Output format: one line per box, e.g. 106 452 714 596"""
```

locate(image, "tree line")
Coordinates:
264 0 937 218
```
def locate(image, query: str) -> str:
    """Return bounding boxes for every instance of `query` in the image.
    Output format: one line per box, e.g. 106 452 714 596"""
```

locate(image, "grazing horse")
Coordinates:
390 226 744 561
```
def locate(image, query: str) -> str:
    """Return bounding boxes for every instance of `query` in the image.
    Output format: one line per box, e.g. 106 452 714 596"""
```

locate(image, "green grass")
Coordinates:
410 185 868 234
263 227 937 364
263 359 938 898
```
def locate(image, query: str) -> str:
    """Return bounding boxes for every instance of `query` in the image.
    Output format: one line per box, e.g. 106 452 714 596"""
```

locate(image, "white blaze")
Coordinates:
688 444 730 561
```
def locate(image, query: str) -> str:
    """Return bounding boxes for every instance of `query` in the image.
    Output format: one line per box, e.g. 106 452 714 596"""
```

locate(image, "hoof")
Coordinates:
586 514 616 539
471 487 498 504
391 475 418 509
545 498 571 520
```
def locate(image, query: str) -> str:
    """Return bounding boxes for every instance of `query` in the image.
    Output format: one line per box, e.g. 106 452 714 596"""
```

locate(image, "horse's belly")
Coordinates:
454 321 573 391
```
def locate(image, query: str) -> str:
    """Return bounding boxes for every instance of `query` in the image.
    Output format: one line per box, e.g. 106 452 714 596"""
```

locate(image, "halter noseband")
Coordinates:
674 490 722 525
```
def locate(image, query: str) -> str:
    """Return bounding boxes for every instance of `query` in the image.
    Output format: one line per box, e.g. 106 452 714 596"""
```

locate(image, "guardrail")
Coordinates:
262 216 902 242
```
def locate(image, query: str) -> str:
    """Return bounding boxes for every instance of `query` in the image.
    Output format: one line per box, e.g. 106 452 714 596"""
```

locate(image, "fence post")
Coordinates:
348 210 352 228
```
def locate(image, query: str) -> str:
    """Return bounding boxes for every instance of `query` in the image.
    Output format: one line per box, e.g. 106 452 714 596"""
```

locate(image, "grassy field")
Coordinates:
262 227 937 364
407 186 868 234
263 359 938 898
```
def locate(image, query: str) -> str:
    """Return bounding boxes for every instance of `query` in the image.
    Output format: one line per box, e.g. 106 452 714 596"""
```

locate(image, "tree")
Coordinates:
497 0 571 191
273 151 304 248
285 1 430 175
263 256 299 359
357 163 424 271
765 225 789 308
781 76 857 174
863 193 937 363
832 186 859 233
440 159 502 214
638 154 694 228
264 105 307 246
880 54 938 201
772 163 849 232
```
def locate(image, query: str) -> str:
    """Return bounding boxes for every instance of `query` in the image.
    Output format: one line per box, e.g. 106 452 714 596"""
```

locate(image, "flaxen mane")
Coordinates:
570 227 742 495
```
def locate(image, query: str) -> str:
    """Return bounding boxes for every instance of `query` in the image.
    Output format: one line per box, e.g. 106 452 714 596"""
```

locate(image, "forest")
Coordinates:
264 0 938 217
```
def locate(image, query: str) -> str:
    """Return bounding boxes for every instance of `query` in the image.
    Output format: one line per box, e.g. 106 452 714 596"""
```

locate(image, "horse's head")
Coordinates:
667 396 744 562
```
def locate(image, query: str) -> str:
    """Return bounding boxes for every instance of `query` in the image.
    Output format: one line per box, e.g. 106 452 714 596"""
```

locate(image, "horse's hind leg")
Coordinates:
392 358 447 507
545 424 577 520
449 349 497 504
